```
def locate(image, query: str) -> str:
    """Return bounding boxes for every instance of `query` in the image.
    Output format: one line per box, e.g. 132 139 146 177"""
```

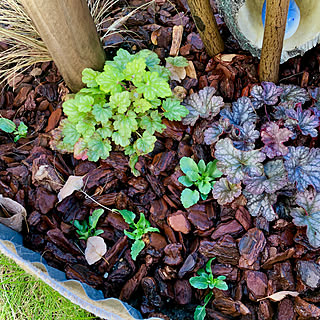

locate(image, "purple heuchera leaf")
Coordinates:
290 188 320 248
261 122 293 158
280 84 310 104
204 118 233 145
243 160 288 195
251 82 283 109
215 138 266 183
309 87 320 116
212 177 242 205
204 123 224 145
284 146 320 192
244 190 278 221
273 101 295 120
182 87 224 126
232 122 260 151
285 105 319 138
220 96 257 129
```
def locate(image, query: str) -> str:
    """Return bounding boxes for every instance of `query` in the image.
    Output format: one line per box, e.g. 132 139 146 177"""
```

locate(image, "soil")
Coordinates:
1 0 320 319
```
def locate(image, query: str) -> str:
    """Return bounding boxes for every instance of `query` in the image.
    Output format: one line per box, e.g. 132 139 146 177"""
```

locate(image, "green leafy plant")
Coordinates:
189 258 228 320
0 117 28 142
73 209 104 240
52 49 189 174
178 157 223 208
117 209 159 260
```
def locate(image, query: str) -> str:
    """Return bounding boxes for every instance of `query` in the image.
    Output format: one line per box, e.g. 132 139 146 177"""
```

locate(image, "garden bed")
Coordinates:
1 0 320 319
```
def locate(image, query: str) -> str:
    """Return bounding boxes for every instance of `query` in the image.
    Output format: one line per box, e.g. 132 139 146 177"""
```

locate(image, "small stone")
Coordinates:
211 220 243 240
297 260 320 289
167 211 191 234
238 228 266 270
246 271 268 300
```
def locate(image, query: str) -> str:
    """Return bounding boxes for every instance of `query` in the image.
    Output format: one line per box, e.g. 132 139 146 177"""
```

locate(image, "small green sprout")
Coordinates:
73 209 104 240
117 210 159 261
189 258 228 320
0 117 28 142
178 157 223 208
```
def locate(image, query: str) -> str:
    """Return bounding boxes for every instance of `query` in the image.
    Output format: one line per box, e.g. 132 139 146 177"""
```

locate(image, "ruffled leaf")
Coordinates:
244 191 278 221
204 123 224 145
136 72 172 100
220 96 258 129
182 87 224 126
215 138 266 183
285 106 319 138
86 134 112 162
243 160 288 195
162 98 189 121
284 146 320 192
165 56 189 67
232 122 260 151
290 188 320 248
133 131 157 155
261 122 293 158
212 178 242 205
280 84 310 104
82 68 99 88
251 82 282 109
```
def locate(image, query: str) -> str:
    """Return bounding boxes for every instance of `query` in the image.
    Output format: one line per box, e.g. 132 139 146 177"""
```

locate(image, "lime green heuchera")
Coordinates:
55 49 189 173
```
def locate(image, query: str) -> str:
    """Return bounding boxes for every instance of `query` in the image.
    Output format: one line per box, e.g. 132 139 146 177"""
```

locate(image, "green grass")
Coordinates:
0 254 97 320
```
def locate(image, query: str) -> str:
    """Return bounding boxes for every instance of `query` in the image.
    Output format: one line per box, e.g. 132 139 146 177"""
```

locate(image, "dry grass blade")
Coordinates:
0 0 153 84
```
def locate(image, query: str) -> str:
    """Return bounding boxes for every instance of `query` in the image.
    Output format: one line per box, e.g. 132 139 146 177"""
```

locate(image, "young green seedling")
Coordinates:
178 157 223 208
0 117 28 142
189 258 228 320
73 209 104 240
117 210 159 261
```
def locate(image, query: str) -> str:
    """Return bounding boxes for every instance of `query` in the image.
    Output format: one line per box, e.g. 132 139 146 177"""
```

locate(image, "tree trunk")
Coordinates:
20 0 106 92
259 0 290 83
187 0 224 56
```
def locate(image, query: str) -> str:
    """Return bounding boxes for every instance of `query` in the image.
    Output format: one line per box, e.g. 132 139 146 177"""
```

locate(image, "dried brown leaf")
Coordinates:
0 194 27 232
58 175 84 202
258 291 299 302
85 236 107 265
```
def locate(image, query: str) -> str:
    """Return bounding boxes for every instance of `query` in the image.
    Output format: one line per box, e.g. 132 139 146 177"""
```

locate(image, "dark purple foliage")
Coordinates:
285 105 319 138
284 146 320 192
251 82 283 109
261 122 293 158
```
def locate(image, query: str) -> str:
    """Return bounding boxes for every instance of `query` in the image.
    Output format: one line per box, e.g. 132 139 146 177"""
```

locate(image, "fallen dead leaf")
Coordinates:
85 236 107 265
166 62 186 82
58 175 84 202
151 28 161 45
45 108 62 132
0 194 27 232
258 291 299 302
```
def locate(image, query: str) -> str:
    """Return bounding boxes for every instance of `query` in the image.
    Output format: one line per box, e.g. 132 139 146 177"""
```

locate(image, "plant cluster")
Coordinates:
178 157 223 208
0 117 28 142
181 83 320 248
189 258 228 320
73 208 104 240
52 49 188 173
118 209 159 260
